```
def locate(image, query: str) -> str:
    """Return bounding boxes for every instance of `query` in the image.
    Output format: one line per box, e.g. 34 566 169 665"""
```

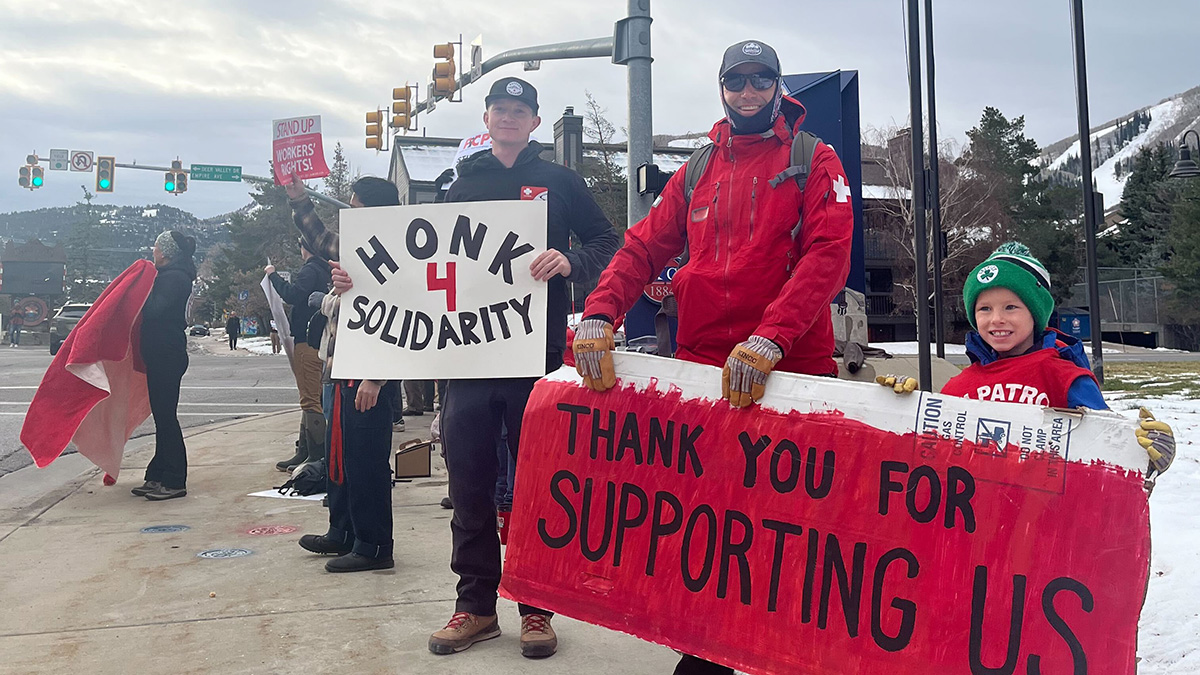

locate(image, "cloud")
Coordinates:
1 0 1195 218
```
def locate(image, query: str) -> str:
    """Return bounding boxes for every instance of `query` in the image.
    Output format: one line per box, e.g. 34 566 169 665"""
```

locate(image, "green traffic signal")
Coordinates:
165 180 175 191
32 176 43 187
99 179 111 189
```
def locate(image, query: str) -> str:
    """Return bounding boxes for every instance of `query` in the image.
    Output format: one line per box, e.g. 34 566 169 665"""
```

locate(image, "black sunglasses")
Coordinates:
721 72 778 92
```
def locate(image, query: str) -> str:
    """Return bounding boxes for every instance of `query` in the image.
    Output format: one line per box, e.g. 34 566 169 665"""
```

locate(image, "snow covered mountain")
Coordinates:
1039 85 1200 208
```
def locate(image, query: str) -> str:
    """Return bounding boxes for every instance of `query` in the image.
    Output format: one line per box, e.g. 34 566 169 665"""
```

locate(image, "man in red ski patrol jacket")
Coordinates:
574 39 855 674
577 39 854 412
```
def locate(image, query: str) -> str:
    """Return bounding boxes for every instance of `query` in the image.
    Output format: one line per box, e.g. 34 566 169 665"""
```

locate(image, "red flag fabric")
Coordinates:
21 260 157 479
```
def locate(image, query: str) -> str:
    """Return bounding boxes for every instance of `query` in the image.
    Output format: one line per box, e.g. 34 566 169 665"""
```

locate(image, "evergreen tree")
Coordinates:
1159 178 1200 346
324 142 353 203
206 178 304 321
1115 144 1177 267
963 107 1083 303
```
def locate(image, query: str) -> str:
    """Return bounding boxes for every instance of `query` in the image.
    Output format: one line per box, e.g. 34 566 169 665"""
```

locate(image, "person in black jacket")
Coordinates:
331 77 620 659
225 312 241 350
267 240 332 472
130 230 197 501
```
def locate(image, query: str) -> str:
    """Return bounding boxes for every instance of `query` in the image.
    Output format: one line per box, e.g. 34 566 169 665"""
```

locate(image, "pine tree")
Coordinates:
1159 178 1200 346
1115 144 1177 267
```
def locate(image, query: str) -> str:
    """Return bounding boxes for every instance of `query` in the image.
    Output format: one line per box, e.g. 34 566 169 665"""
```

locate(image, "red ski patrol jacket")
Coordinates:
585 97 854 376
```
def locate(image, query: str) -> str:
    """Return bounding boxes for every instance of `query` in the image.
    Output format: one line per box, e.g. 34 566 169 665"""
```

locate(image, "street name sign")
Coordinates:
190 164 242 182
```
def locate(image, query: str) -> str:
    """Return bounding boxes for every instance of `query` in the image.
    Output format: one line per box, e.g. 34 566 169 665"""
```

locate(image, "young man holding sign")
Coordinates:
573 41 854 674
332 77 619 657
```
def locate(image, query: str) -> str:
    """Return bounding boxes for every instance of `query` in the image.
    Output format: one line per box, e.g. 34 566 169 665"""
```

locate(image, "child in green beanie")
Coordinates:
880 242 1175 479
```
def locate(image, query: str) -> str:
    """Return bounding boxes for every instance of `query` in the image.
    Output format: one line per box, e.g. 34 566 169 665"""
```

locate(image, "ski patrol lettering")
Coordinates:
502 358 1150 675
333 200 548 380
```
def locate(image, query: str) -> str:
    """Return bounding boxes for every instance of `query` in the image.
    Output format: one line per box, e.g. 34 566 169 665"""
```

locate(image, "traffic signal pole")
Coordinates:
409 5 656 228
109 161 349 208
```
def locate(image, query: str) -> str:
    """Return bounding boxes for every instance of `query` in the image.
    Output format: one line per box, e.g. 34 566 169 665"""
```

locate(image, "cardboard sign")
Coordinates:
272 115 330 185
332 200 548 380
502 353 1150 675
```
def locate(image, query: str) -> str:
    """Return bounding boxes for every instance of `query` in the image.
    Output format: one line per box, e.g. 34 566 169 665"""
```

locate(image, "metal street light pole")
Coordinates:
908 0 931 390
924 0 945 359
1070 0 1105 384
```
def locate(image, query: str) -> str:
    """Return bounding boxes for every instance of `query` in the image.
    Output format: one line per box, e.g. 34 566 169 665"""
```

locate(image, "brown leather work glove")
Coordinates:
721 336 783 408
573 318 616 392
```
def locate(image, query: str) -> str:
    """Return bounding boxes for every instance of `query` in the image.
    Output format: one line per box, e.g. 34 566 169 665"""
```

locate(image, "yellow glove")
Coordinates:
573 319 616 392
876 374 919 394
1136 407 1176 476
722 336 783 408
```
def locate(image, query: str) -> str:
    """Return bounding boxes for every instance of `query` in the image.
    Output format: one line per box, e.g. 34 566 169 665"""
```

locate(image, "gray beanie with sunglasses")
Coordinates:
719 40 783 135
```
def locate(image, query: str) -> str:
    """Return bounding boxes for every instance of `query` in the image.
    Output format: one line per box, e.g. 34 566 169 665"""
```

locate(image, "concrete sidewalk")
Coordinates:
0 412 680 675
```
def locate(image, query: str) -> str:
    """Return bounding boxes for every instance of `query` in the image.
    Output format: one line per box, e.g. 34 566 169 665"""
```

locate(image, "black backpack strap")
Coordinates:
768 130 822 190
683 143 716 205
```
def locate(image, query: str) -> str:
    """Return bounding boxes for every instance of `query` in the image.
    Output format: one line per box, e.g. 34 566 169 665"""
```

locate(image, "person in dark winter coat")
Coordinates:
286 174 405 574
225 312 241 350
267 240 332 472
329 77 620 659
130 230 197 501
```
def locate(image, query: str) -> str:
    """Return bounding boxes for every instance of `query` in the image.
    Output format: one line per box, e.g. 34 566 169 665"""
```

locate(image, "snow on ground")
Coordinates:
1094 98 1183 208
1102 393 1200 673
870 341 968 355
240 336 276 355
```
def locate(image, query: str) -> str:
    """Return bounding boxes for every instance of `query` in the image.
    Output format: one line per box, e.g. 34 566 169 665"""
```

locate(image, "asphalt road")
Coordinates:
0 338 298 478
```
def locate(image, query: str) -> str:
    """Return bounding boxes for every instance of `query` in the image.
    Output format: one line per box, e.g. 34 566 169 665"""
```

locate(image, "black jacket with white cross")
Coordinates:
446 141 620 366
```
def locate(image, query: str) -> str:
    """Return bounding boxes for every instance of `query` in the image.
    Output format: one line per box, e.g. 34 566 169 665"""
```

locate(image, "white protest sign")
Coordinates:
333 200 548 380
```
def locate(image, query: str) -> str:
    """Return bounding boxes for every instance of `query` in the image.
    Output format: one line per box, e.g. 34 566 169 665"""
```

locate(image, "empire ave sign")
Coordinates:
189 164 242 182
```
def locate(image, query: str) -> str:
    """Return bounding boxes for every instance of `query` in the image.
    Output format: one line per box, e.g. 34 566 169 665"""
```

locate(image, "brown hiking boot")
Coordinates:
520 613 557 658
428 612 501 655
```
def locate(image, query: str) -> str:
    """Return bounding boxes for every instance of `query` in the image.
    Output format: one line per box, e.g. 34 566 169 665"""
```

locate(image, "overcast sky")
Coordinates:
2 0 1196 219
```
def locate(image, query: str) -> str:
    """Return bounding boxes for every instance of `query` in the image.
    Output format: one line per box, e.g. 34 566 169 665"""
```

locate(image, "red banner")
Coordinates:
502 363 1150 674
272 115 330 185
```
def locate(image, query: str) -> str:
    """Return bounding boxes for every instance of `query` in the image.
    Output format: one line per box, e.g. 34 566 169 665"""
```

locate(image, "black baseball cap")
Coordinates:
484 77 539 115
720 40 781 78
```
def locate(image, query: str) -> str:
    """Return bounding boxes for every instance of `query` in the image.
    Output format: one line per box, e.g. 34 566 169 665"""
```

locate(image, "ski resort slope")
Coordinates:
1093 98 1184 209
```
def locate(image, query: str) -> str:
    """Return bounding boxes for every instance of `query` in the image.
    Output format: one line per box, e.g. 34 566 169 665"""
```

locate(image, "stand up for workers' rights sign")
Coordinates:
333 200 547 380
502 354 1152 675
272 115 330 185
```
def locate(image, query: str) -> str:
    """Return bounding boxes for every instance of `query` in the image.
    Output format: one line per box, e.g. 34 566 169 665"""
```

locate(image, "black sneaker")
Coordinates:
299 534 352 556
402 408 425 417
144 485 187 501
131 480 161 497
325 553 394 573
440 496 453 509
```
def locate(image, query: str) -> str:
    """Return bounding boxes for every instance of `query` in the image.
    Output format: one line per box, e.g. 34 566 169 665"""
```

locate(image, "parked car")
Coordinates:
188 324 210 337
49 303 93 355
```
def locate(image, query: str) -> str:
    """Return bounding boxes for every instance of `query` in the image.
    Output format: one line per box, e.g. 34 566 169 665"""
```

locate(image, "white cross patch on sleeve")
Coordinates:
833 175 851 203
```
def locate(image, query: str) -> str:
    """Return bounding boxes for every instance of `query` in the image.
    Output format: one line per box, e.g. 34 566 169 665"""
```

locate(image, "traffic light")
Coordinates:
432 43 457 97
392 85 415 131
21 154 42 190
366 110 384 150
96 156 115 193
164 160 187 194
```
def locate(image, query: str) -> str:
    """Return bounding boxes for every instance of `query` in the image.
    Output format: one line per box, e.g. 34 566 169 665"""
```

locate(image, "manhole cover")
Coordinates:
141 525 190 534
197 548 253 559
246 525 298 536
